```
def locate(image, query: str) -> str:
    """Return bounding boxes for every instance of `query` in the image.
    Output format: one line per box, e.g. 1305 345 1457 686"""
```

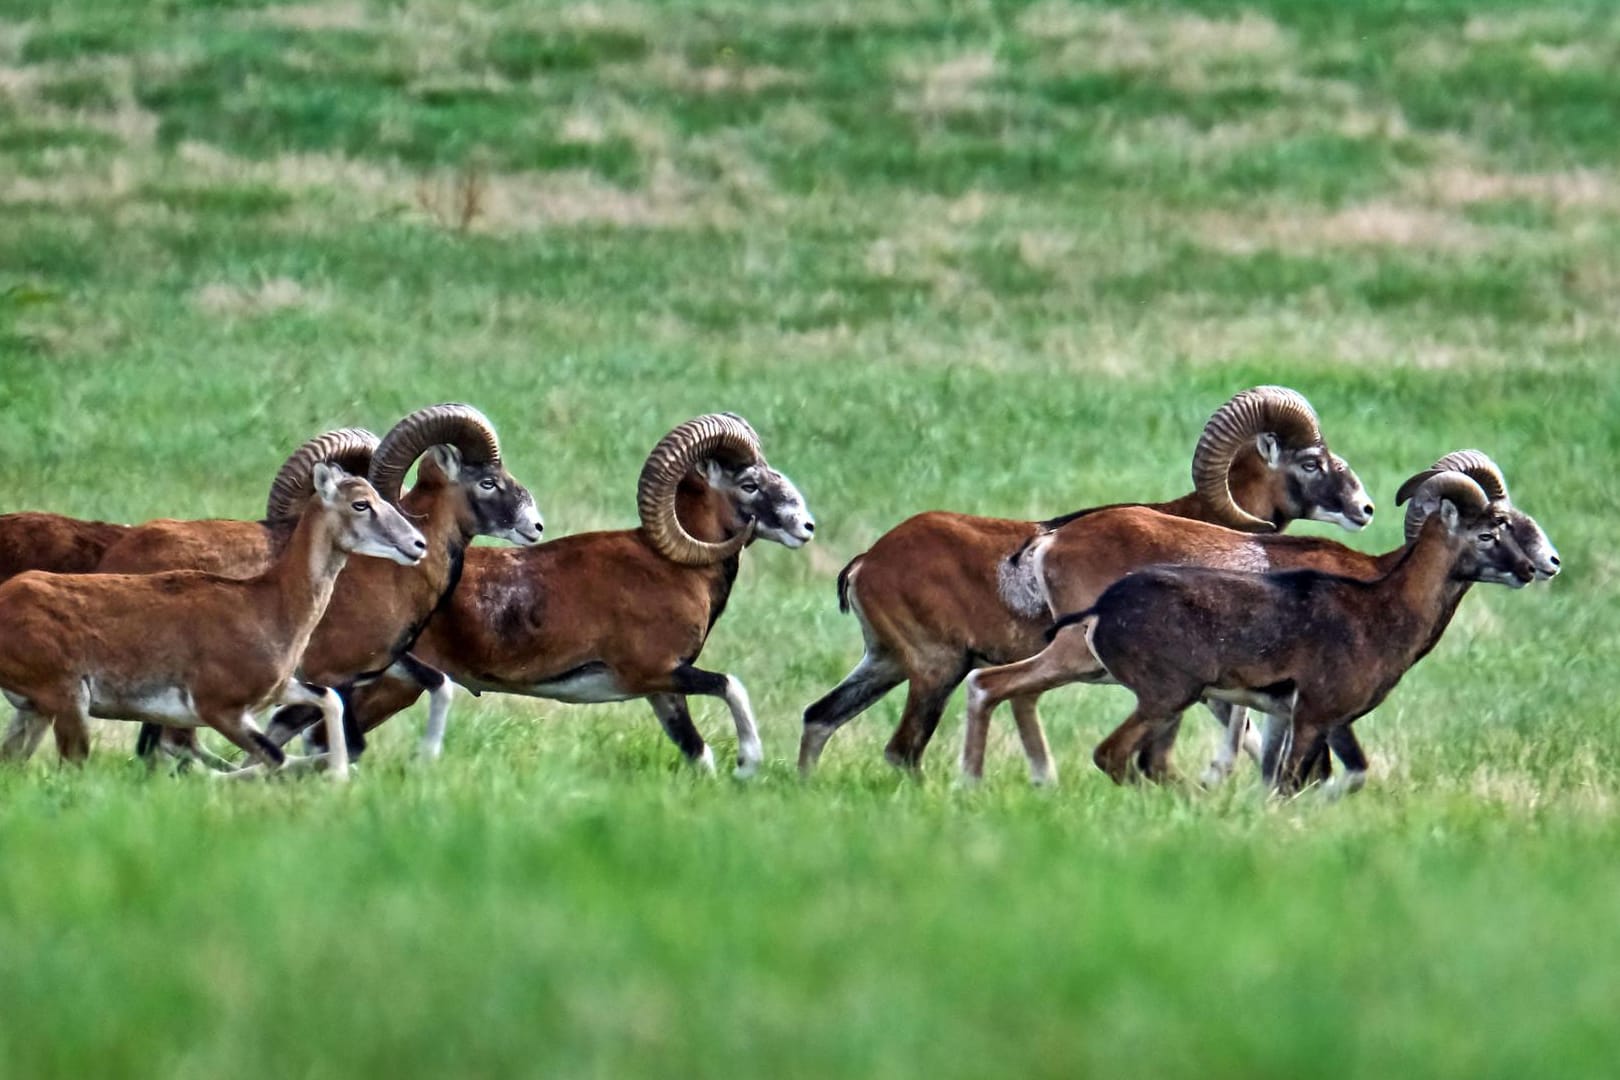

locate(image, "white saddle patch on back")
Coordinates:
998 537 1051 619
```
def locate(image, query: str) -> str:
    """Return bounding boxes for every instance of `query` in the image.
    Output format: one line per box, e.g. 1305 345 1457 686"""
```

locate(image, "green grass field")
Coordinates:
2 0 1618 1075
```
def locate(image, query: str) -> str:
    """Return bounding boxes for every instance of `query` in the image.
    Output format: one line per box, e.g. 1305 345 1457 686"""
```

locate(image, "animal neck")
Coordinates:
1158 452 1285 533
401 483 467 542
263 502 350 634
675 476 748 546
1375 520 1463 658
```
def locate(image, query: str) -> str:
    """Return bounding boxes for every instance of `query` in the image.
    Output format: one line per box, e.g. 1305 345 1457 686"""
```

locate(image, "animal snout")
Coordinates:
411 536 428 553
1360 501 1375 520
803 520 816 535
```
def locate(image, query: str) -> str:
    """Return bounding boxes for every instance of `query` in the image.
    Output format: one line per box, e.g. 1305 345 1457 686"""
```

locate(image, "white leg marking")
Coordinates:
1322 768 1368 801
1200 702 1246 788
418 679 454 760
694 744 717 775
720 675 763 779
277 682 348 782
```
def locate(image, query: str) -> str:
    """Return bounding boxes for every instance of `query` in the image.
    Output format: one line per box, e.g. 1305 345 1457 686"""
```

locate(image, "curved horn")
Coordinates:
1190 386 1322 529
265 428 380 521
1430 449 1508 502
1403 471 1489 544
637 413 762 566
368 404 502 504
1394 450 1509 508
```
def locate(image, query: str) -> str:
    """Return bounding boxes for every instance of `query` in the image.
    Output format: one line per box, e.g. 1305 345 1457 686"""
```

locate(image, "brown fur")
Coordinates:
96 517 282 575
798 444 1364 774
0 513 130 581
0 472 422 774
337 469 802 773
1078 509 1534 794
962 496 1544 786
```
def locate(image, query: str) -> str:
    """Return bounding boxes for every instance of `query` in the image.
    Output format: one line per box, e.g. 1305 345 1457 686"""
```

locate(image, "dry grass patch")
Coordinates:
193 277 323 318
258 1 374 32
1198 201 1482 255
1019 5 1287 90
643 52 800 96
1411 165 1620 211
894 51 997 117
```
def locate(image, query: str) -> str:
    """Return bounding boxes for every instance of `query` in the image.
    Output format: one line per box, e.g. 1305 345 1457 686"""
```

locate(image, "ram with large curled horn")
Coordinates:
321 411 815 776
1042 469 1537 797
99 405 539 771
960 451 1556 793
238 402 543 758
797 385 1375 780
0 427 379 592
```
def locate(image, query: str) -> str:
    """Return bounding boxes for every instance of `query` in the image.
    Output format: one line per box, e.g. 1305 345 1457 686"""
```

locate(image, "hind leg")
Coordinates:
1135 713 1187 784
798 651 905 776
962 624 1103 783
883 664 966 774
159 729 238 773
1094 705 1176 784
0 706 51 762
1322 725 1367 798
1196 701 1250 787
1009 696 1056 787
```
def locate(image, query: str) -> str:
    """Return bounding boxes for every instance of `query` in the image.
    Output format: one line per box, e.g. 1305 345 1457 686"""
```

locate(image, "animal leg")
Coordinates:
1093 705 1169 784
961 625 1102 782
672 665 762 779
1197 701 1250 787
648 694 715 774
1136 713 1186 784
798 651 904 776
1009 695 1056 787
883 668 964 774
1322 725 1368 799
0 706 51 763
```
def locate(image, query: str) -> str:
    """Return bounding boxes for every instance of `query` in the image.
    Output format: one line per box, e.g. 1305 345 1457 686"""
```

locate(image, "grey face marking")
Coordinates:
1461 511 1537 587
1504 506 1560 580
466 463 544 544
710 462 815 548
1294 449 1375 531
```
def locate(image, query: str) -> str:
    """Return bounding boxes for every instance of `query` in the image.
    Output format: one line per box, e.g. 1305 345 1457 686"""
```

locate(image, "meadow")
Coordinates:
2 0 1619 1075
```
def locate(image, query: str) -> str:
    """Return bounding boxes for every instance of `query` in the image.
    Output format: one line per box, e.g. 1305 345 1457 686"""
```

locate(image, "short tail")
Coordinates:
1045 606 1099 643
836 556 860 614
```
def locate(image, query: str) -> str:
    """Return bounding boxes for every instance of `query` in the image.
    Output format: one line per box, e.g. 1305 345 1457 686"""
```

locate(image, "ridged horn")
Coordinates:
1403 471 1489 544
1394 450 1510 508
637 413 762 566
368 404 502 504
265 428 380 521
1191 386 1322 529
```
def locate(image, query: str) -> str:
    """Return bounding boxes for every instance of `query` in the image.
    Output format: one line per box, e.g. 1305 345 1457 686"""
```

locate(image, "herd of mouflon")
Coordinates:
0 390 1558 795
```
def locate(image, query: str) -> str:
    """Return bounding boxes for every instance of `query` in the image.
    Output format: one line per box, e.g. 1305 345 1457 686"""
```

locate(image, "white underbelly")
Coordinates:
459 669 632 705
1204 686 1293 715
89 684 202 727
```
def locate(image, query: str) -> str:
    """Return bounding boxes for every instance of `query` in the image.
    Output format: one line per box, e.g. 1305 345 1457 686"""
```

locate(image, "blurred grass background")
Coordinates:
1 1 1617 1076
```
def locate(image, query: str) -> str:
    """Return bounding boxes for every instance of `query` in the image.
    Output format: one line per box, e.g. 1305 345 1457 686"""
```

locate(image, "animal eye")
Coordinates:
1301 460 1320 473
740 481 760 494
480 478 498 491
351 500 372 513
1478 532 1495 543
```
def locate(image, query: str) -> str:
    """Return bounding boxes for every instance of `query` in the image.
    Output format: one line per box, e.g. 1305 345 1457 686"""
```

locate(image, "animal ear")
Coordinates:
312 462 341 503
695 458 728 485
1439 498 1460 532
1255 431 1283 467
423 444 462 482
